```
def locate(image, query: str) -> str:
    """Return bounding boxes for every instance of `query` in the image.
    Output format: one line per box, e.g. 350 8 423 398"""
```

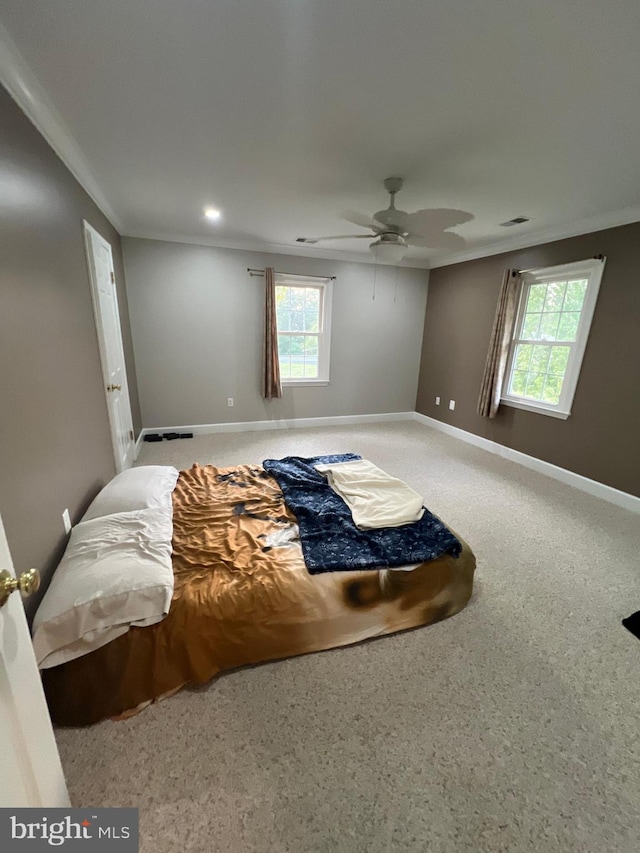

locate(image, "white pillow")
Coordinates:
82 465 179 521
32 507 175 669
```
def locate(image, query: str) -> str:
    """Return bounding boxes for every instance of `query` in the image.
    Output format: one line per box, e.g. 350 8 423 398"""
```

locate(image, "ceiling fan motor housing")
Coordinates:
370 232 407 247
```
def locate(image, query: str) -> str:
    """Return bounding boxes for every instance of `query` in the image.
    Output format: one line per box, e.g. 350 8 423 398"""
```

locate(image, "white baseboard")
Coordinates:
141 411 414 439
413 412 640 514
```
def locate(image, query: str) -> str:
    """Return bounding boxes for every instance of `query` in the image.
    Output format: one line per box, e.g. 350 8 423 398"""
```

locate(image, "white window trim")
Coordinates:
276 274 333 386
501 257 606 419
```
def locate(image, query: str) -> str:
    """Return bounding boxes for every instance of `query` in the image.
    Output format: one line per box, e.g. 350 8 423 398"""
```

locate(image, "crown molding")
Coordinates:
125 199 640 272
0 21 124 233
429 203 640 268
122 228 433 269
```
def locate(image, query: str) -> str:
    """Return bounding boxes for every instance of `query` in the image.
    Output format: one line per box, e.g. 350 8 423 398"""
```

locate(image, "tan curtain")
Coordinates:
262 267 282 399
477 268 521 418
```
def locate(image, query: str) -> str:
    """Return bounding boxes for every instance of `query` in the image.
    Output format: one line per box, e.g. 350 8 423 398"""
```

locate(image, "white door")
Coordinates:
83 221 135 473
0 513 70 807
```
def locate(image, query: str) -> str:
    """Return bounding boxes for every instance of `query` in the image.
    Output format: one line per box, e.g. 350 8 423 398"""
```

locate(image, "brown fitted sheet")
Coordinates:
43 463 476 726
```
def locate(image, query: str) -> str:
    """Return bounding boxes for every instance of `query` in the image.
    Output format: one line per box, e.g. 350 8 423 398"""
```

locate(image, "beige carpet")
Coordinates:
55 422 640 852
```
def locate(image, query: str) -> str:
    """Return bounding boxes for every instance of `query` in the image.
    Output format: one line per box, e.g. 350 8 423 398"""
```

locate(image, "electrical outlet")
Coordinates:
435 396 440 405
449 400 456 411
62 508 72 534
227 397 234 407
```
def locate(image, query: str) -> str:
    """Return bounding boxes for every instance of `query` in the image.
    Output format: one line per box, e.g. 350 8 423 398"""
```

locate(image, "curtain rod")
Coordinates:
247 267 336 281
513 254 605 276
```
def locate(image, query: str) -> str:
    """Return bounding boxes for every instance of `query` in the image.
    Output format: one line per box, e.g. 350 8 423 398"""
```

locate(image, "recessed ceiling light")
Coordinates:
204 206 221 221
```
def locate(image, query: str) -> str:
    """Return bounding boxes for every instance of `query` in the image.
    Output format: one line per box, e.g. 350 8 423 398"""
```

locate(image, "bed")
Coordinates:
35 459 476 726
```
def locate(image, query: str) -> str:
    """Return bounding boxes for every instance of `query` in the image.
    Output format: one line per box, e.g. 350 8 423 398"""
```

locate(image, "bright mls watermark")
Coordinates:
0 809 138 850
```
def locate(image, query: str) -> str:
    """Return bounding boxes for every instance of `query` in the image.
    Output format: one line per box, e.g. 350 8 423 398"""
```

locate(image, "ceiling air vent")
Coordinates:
500 216 531 227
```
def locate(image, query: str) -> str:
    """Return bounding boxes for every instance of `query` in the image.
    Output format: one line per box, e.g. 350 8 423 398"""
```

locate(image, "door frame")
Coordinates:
82 220 135 473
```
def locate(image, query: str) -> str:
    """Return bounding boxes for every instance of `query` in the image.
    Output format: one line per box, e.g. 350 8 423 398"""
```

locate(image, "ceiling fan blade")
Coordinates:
405 231 467 250
403 208 473 236
373 208 411 230
297 234 374 244
342 210 382 232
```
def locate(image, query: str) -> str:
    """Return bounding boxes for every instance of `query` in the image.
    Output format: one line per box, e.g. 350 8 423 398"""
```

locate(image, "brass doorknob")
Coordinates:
0 569 41 608
107 384 122 392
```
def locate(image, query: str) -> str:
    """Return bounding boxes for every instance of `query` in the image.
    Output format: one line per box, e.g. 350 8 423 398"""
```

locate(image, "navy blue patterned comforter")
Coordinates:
262 454 461 573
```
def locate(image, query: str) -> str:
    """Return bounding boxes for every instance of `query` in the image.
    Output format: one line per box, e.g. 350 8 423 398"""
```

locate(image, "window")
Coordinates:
501 258 605 419
275 274 332 384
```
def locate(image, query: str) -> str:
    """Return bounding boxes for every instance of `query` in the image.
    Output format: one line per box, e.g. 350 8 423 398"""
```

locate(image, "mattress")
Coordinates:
43 462 476 726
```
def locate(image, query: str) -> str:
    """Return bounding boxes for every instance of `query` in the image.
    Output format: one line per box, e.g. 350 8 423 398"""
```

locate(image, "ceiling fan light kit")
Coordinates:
296 177 470 261
369 235 408 265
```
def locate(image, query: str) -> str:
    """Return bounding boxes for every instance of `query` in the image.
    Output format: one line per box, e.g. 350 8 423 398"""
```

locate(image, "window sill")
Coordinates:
282 379 330 388
500 398 570 420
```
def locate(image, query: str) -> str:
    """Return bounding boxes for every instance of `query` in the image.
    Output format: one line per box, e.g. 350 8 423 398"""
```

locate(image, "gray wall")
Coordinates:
416 222 640 497
122 237 429 428
0 84 141 618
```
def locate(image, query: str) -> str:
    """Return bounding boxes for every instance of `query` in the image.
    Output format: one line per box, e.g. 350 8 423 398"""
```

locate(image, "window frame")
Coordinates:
501 258 606 420
275 274 333 386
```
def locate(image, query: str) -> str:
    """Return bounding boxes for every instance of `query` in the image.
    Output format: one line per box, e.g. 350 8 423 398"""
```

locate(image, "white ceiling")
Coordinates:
2 0 640 268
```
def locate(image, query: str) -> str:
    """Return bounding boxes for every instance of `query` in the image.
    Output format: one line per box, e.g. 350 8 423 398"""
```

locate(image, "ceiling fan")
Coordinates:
296 177 472 264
